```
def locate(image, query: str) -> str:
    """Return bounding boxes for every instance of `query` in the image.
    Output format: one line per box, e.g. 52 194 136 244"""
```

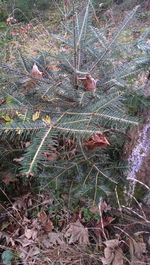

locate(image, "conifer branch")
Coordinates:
89 5 140 72
25 125 52 176
55 126 101 135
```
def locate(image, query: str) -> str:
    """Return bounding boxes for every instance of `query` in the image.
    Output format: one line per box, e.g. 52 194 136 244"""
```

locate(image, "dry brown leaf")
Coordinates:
32 111 40 121
90 200 111 214
38 211 47 224
12 193 32 211
42 232 65 248
78 74 97 92
112 248 123 265
0 232 15 247
99 200 111 213
64 220 89 245
105 239 120 248
102 246 114 265
25 227 37 240
25 246 40 258
20 77 36 90
84 133 110 150
31 63 42 79
129 237 147 265
102 239 123 265
15 236 35 247
44 219 54 233
38 211 54 232
18 246 40 262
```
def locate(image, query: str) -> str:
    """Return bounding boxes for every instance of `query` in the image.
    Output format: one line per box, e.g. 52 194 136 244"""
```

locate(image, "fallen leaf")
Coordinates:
65 220 89 245
0 232 15 247
16 237 35 248
42 232 65 248
31 63 42 79
99 200 111 213
38 211 47 224
20 77 36 90
32 111 40 121
42 115 51 125
25 227 37 240
44 219 54 233
102 239 123 265
105 239 120 248
96 216 114 237
38 211 54 232
2 114 13 123
102 246 114 265
78 74 97 92
12 193 32 211
18 246 40 263
84 133 110 150
129 236 147 265
112 247 123 265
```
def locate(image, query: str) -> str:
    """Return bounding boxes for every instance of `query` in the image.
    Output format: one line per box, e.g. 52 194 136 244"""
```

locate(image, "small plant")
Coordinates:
0 1 150 205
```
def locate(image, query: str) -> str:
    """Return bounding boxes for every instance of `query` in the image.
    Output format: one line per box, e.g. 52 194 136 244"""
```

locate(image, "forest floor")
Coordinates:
0 1 150 264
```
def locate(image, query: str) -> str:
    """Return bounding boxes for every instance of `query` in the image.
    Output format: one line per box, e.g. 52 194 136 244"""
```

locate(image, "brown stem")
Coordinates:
73 0 78 89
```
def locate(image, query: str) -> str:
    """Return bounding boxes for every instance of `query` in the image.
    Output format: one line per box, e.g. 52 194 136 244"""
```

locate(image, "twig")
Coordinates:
73 1 78 89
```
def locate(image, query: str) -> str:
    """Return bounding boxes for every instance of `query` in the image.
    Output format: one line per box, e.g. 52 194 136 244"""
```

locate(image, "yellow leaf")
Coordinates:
16 128 23 135
2 114 13 123
32 111 40 121
42 115 51 125
16 111 24 118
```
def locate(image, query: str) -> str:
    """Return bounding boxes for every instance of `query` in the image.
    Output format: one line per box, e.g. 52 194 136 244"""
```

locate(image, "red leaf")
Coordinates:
38 211 54 232
31 63 43 79
84 133 110 150
78 74 97 92
95 216 114 238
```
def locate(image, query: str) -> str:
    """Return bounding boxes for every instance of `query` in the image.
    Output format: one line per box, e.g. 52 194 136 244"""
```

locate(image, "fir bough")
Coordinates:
0 1 150 202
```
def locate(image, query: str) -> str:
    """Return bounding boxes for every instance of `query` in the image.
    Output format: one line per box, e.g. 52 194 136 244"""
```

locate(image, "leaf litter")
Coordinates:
0 192 150 265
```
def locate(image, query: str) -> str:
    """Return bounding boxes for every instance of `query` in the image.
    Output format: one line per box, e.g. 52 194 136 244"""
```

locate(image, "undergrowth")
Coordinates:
0 0 150 207
0 1 150 264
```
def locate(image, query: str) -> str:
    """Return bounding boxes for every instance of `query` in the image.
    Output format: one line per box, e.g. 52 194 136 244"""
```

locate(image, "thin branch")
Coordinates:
89 5 140 73
26 126 52 176
63 112 138 126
